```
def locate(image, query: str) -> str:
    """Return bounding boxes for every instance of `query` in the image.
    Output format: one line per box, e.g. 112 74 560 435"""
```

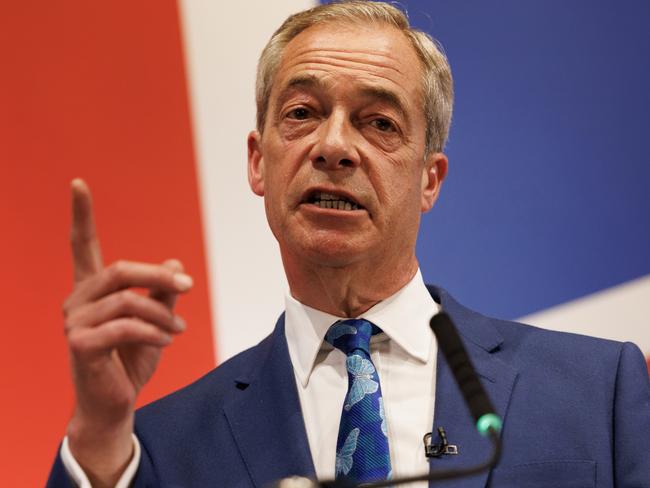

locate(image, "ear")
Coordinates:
420 152 448 212
247 130 265 196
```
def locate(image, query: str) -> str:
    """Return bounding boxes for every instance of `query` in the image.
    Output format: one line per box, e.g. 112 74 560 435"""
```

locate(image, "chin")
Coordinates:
292 233 371 268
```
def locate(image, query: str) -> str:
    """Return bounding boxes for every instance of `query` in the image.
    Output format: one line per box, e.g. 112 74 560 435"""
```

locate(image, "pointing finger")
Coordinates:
70 179 103 282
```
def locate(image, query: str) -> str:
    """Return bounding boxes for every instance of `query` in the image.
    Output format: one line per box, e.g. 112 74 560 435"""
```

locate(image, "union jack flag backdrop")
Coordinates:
1 1 648 485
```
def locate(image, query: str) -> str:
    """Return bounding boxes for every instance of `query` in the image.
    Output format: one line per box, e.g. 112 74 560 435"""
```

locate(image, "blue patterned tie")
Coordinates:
325 319 392 484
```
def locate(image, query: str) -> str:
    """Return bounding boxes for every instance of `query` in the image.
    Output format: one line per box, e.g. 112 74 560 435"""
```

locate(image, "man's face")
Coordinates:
248 23 447 270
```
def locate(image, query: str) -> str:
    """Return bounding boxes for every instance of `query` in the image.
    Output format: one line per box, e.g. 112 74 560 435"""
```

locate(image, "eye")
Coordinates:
287 107 311 120
370 117 395 132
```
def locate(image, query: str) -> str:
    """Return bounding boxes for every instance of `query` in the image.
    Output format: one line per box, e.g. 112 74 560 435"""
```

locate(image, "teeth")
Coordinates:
315 200 359 210
312 191 360 210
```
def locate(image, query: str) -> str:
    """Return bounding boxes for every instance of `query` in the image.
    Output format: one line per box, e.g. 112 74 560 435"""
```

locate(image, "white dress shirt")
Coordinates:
62 270 440 487
285 269 439 486
61 434 139 488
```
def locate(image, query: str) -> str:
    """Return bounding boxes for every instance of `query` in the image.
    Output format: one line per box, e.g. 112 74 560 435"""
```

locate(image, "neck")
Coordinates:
282 251 419 317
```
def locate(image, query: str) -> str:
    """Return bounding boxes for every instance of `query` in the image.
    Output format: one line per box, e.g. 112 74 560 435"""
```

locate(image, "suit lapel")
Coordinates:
222 288 517 488
223 315 315 487
427 286 518 488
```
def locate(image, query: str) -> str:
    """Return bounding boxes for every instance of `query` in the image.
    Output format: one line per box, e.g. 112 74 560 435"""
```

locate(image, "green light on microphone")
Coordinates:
476 413 502 436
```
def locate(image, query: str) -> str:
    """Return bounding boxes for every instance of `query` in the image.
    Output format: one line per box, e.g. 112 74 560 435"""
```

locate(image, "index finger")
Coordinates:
70 178 104 282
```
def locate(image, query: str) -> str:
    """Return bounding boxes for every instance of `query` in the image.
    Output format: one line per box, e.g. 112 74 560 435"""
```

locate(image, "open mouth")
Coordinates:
304 190 364 211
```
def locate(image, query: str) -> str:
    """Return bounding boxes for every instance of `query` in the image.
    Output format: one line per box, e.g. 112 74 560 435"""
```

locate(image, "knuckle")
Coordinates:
63 312 78 335
112 260 127 275
110 318 133 339
115 289 136 310
67 331 86 354
107 261 127 284
61 298 72 318
62 298 82 332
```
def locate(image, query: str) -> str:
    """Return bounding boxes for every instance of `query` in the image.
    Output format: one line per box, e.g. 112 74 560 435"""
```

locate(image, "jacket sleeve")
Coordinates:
46 451 76 488
613 341 650 485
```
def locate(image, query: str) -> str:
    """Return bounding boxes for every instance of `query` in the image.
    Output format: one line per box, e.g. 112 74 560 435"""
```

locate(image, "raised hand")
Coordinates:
64 179 192 487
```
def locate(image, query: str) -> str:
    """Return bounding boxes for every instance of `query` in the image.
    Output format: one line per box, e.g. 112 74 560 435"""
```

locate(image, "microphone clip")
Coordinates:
424 427 459 458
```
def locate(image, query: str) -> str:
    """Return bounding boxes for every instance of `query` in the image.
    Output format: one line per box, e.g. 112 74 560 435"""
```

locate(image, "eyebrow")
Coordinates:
276 74 410 123
357 86 409 122
275 74 326 110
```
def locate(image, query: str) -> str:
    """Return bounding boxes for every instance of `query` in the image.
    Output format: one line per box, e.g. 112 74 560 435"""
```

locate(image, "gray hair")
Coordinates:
255 0 454 155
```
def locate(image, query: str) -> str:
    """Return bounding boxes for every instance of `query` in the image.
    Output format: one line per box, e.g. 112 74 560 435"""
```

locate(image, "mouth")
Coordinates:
302 190 365 212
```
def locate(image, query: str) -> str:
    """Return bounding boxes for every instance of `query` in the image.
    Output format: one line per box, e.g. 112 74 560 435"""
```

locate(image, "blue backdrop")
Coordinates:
328 0 650 318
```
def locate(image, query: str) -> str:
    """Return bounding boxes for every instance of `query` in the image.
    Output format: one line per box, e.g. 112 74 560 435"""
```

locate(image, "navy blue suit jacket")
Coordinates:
48 286 650 487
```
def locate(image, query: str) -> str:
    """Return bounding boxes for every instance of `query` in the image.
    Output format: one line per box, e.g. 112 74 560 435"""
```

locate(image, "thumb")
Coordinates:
150 259 189 309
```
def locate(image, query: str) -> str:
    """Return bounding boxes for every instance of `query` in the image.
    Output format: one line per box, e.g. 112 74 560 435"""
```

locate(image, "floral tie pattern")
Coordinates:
326 319 392 483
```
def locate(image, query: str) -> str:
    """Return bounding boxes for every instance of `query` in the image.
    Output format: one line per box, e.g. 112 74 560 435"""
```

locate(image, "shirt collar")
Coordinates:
285 269 440 388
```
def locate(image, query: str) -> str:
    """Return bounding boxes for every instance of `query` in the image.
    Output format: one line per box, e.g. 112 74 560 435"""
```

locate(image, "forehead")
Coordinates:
272 22 423 108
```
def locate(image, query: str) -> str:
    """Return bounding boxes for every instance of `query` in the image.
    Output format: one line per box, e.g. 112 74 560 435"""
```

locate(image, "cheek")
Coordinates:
261 146 311 210
360 127 403 153
370 153 423 205
279 120 320 142
265 126 315 166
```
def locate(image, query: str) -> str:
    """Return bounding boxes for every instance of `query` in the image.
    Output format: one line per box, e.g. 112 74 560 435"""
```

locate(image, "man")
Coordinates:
48 2 650 487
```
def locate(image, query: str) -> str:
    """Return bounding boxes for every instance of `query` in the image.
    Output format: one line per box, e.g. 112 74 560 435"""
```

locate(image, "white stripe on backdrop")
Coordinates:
178 1 316 362
521 275 650 351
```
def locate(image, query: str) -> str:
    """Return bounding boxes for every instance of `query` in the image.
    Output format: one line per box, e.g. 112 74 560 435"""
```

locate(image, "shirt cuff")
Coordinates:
60 434 141 488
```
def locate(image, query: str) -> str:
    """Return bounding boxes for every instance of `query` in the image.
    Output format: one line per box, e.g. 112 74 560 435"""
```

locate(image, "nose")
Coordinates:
309 110 360 170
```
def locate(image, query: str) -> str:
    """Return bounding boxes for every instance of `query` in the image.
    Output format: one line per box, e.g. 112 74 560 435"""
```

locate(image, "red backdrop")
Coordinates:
0 1 214 485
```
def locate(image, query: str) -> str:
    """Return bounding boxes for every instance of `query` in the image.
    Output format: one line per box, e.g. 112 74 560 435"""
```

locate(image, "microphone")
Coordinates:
423 426 458 457
271 312 502 488
429 312 503 437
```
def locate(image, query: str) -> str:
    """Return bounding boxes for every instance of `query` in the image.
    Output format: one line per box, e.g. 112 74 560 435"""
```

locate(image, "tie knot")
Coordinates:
325 319 381 356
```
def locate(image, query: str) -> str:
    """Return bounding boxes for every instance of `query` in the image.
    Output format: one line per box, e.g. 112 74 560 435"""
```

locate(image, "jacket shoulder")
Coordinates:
427 283 631 374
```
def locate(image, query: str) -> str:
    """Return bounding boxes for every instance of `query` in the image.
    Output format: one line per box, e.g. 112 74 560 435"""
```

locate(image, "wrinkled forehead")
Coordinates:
271 22 424 110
